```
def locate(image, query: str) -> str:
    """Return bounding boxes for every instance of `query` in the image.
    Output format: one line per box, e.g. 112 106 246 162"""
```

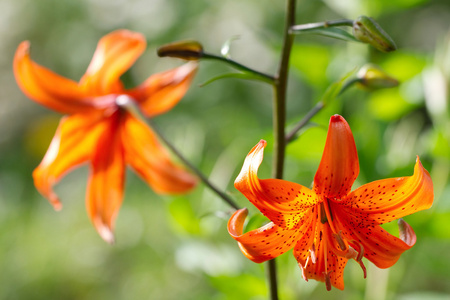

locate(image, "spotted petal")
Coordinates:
333 212 415 268
228 208 312 263
13 41 91 114
80 30 146 95
128 62 198 117
234 140 319 229
333 157 433 227
120 112 197 194
33 112 105 210
314 115 359 198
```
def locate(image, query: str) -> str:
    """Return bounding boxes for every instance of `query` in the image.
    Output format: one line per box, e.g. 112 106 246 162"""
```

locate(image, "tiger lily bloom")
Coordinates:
228 115 433 290
14 30 198 243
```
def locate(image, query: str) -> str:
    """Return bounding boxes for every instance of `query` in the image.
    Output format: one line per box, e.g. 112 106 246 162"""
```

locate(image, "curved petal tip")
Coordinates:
227 208 248 238
398 219 416 247
94 219 116 244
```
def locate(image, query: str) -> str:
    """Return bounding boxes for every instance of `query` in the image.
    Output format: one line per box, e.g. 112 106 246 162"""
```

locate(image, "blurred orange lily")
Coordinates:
228 115 433 290
14 30 198 243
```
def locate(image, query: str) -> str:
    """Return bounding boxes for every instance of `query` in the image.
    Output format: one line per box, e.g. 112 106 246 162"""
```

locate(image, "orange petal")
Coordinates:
128 62 198 117
120 113 197 194
334 157 433 226
235 140 319 229
33 112 105 209
86 112 125 244
333 213 415 268
79 30 146 95
314 115 359 198
228 208 312 263
13 41 92 114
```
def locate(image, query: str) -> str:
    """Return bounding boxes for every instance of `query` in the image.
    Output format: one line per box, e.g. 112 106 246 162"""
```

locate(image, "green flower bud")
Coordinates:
352 16 397 52
157 40 203 60
356 63 399 89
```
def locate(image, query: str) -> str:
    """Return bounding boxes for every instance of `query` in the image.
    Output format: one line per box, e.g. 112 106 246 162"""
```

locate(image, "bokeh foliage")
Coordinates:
0 0 449 299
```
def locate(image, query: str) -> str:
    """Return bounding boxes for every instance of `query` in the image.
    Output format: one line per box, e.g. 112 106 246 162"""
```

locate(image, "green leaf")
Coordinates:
292 27 360 43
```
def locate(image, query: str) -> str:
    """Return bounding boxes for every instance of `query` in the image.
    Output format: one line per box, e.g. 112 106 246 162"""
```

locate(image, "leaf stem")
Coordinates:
290 19 353 32
285 101 324 143
202 53 276 84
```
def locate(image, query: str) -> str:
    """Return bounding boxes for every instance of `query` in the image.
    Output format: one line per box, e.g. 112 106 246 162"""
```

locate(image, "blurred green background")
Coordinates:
0 0 449 299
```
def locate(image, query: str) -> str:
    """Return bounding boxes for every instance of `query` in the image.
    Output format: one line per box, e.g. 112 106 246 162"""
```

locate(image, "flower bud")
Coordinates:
356 63 399 89
157 40 203 60
352 16 397 52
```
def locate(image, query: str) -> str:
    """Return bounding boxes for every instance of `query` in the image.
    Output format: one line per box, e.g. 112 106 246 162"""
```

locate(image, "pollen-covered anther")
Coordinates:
332 230 347 251
323 271 333 291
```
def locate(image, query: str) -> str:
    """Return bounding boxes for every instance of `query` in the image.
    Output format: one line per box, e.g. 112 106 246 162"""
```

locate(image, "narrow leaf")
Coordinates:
292 27 360 43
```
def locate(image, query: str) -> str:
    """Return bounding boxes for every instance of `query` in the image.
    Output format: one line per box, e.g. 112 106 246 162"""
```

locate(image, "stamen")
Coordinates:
358 259 367 279
351 240 365 261
332 230 347 251
344 247 358 260
323 198 339 235
323 271 333 291
320 202 328 224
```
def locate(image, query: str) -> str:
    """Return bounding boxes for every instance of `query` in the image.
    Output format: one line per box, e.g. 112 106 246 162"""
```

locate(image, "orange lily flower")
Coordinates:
228 115 433 290
14 30 198 243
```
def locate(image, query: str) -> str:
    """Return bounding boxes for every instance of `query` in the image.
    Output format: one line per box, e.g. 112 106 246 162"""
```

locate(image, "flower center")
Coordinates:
301 198 367 287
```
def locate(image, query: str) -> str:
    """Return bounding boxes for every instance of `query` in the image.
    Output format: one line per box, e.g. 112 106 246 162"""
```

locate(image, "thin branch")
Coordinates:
202 53 276 85
267 0 297 299
118 96 240 210
147 119 240 210
285 101 324 143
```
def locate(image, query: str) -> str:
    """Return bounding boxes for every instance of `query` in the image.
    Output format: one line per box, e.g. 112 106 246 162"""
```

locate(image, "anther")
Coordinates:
320 202 328 224
323 271 333 291
332 230 347 251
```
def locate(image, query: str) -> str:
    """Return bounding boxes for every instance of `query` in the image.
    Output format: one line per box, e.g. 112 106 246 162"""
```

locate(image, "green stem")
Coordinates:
202 53 276 84
267 0 296 299
267 259 279 300
273 0 296 179
290 19 353 33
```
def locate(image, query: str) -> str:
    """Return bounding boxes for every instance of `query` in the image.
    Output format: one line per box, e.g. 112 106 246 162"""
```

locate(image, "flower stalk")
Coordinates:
268 0 297 299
